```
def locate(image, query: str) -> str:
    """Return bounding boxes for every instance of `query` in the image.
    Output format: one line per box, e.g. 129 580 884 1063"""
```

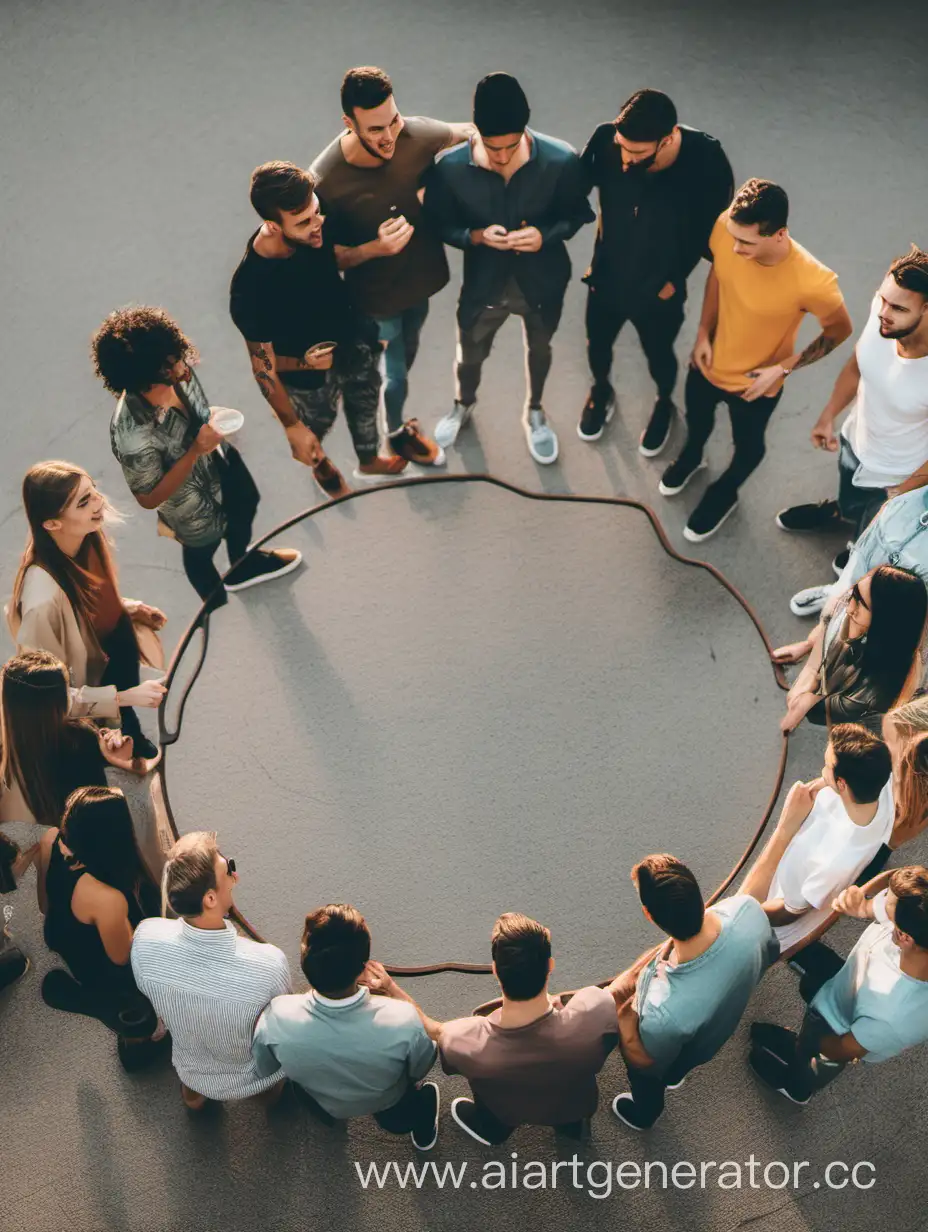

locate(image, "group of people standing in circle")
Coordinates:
3 66 928 1147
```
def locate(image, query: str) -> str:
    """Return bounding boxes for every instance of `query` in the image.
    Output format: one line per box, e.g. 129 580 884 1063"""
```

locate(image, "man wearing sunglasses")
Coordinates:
132 833 292 1111
426 72 594 464
578 89 734 454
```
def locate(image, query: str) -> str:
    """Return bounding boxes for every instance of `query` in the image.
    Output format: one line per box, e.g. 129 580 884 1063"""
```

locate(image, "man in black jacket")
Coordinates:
579 90 734 455
426 73 594 465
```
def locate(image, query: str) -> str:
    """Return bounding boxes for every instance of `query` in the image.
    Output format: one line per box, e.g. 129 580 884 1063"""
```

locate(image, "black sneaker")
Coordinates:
638 397 675 457
611 1092 660 1130
410 1081 440 1151
749 1021 798 1060
832 543 851 576
577 386 615 442
450 1097 496 1146
658 452 706 497
748 1047 810 1105
775 499 842 532
225 548 302 593
117 1030 172 1073
683 486 739 543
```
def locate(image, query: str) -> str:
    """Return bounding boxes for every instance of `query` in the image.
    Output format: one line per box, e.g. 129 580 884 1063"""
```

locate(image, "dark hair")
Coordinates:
829 723 892 804
0 831 20 894
301 904 371 994
632 854 705 940
490 912 551 1000
889 245 928 302
615 89 677 143
860 566 928 704
61 786 152 902
250 161 315 224
729 178 789 236
341 66 393 119
473 72 530 138
0 650 98 826
10 462 124 662
889 865 928 948
91 306 199 396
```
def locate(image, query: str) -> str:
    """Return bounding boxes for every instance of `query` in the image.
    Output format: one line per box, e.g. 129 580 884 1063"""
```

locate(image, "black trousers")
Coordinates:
623 1056 691 1128
180 447 260 604
373 1081 437 1138
770 945 848 1100
99 615 144 745
585 287 686 401
680 366 783 498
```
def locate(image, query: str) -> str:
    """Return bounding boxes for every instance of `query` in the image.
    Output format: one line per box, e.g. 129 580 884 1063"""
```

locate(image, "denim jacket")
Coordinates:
842 488 928 587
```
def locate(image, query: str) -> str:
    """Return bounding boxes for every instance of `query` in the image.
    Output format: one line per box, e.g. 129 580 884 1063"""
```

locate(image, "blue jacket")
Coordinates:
424 130 594 330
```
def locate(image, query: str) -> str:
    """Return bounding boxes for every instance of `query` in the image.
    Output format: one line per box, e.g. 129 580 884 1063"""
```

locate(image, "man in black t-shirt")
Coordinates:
579 89 734 457
230 161 406 499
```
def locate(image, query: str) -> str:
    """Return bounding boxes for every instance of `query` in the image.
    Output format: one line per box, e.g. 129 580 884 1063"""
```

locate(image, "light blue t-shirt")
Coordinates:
812 918 928 1063
635 895 778 1075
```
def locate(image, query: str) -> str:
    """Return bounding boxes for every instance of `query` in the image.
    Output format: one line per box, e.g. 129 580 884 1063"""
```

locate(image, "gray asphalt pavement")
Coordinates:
2 2 928 1229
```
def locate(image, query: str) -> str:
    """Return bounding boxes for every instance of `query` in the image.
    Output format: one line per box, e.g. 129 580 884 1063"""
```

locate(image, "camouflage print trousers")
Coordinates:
282 342 381 464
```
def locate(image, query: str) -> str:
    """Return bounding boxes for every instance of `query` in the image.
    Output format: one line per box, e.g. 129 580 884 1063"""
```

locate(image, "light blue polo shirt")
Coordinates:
252 986 436 1118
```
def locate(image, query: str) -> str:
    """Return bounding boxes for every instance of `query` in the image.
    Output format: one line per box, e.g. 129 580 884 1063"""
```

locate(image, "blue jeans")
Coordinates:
377 301 430 432
836 434 889 540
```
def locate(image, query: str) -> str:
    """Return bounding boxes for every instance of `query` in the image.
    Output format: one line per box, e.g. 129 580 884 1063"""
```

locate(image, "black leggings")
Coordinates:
99 615 144 744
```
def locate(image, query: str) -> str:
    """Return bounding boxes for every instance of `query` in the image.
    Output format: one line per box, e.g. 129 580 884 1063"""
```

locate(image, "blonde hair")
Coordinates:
161 831 218 918
887 696 928 743
893 732 928 849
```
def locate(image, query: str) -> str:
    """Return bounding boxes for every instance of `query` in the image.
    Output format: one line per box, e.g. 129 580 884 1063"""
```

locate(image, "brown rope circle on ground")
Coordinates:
157 473 791 984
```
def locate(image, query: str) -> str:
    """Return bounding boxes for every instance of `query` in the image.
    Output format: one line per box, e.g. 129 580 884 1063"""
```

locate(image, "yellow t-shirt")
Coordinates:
707 212 845 393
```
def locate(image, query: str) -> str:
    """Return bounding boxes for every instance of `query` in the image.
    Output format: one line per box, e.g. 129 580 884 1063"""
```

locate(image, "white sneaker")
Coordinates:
434 401 474 449
524 407 559 465
789 584 831 618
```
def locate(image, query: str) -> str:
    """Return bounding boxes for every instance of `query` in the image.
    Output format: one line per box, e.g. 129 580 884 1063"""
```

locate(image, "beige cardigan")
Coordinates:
6 565 127 719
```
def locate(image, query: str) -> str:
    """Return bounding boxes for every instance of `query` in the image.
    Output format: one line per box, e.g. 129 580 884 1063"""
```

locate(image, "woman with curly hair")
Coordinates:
7 462 167 758
93 304 300 607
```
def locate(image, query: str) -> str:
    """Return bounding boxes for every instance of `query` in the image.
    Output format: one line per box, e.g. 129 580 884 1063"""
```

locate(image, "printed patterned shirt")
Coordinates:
109 369 226 548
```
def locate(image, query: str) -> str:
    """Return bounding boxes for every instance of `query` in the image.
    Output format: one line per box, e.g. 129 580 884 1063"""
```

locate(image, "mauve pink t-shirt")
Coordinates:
439 985 619 1126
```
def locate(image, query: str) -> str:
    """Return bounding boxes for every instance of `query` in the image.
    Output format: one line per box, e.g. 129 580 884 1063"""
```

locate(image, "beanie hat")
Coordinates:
473 73 530 138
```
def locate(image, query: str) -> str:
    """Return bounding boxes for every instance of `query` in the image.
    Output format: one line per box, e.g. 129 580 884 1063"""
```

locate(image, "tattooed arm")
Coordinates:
742 303 853 403
786 302 854 374
245 340 323 466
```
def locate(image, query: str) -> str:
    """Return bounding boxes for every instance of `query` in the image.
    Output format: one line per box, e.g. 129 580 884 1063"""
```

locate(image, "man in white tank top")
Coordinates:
778 248 928 613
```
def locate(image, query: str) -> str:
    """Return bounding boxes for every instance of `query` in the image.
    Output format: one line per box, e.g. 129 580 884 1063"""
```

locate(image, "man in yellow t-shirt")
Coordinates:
658 178 852 543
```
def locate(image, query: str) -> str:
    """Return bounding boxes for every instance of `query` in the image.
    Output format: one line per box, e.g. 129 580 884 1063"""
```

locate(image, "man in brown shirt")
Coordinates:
438 913 619 1144
311 67 473 466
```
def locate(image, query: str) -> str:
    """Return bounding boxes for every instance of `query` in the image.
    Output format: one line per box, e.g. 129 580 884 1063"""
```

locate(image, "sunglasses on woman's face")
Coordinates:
850 582 870 612
217 852 236 876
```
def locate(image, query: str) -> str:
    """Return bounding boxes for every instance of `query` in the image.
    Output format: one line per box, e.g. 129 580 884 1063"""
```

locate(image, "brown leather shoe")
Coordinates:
353 455 408 480
313 456 352 499
387 419 446 467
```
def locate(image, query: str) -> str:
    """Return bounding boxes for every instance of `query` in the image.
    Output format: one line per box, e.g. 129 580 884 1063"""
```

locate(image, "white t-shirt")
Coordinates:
769 778 894 952
841 297 928 489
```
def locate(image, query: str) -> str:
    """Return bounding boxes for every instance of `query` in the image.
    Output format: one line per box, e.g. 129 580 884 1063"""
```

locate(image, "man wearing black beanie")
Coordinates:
426 73 594 464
